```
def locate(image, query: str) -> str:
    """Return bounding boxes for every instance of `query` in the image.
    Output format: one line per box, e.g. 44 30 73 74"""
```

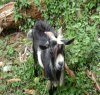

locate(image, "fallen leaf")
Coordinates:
3 65 12 72
86 70 96 82
0 61 4 67
64 63 75 78
86 70 100 91
24 89 36 95
7 78 21 83
0 77 4 80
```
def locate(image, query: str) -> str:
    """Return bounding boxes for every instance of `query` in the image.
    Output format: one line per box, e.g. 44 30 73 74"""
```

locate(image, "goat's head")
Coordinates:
39 27 74 71
27 25 74 72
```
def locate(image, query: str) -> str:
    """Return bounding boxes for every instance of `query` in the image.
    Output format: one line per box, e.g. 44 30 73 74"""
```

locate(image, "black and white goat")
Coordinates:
27 20 74 95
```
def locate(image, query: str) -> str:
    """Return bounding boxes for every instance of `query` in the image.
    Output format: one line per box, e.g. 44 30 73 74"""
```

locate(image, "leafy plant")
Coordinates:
41 0 99 67
14 0 34 32
0 0 11 5
6 46 14 56
37 0 99 94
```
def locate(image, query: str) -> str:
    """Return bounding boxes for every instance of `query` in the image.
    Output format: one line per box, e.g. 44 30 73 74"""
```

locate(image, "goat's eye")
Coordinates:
50 40 57 47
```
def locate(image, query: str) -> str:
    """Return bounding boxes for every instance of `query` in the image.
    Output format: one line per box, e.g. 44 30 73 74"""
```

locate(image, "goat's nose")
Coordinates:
45 41 49 47
59 62 63 66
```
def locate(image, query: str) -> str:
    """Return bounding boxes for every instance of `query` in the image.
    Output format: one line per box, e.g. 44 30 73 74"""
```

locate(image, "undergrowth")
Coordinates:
0 0 100 95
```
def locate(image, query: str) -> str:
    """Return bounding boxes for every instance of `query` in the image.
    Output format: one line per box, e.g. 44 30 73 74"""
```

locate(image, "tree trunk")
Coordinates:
0 2 42 33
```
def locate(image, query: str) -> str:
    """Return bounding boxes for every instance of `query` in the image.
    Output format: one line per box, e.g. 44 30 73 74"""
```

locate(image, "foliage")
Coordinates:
6 45 14 56
36 0 100 94
14 0 34 32
13 0 100 94
40 0 100 67
0 0 99 95
0 0 11 5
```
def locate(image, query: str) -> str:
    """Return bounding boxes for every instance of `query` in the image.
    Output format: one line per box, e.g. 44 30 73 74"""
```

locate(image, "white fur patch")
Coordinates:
52 35 63 45
55 54 64 69
57 35 64 44
37 48 44 68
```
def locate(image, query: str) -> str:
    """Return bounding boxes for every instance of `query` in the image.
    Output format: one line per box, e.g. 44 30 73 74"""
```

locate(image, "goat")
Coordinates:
27 20 74 95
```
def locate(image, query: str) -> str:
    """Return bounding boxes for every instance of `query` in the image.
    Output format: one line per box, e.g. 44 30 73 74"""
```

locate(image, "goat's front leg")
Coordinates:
59 70 64 86
47 80 57 95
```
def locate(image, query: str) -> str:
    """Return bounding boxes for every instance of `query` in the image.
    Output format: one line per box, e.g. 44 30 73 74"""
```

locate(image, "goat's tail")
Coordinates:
27 20 53 39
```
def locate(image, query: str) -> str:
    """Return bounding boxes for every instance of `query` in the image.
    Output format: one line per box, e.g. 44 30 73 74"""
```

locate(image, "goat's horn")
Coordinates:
45 32 57 41
58 27 62 35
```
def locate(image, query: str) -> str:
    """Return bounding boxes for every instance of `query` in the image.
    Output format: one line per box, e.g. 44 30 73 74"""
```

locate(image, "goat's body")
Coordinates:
29 21 64 82
33 31 64 82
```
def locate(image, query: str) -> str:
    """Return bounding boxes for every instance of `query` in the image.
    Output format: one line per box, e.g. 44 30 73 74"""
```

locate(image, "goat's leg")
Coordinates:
33 50 38 77
49 87 57 95
47 80 53 95
59 70 64 86
34 62 38 77
47 80 57 95
47 80 52 92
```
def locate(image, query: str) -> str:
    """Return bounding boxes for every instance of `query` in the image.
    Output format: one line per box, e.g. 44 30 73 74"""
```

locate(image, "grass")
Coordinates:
0 32 99 95
0 0 12 5
0 0 99 94
0 32 48 95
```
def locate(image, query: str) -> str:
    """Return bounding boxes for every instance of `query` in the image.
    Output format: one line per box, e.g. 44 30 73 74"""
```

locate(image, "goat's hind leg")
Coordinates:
34 62 38 77
59 70 64 86
33 51 38 77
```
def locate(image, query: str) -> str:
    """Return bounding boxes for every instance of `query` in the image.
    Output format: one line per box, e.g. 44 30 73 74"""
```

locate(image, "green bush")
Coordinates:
0 0 11 5
41 0 100 68
14 0 34 32
37 0 100 94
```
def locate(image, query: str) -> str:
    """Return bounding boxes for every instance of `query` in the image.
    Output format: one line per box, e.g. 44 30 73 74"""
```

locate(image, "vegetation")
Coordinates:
0 0 11 5
0 0 99 95
14 0 34 32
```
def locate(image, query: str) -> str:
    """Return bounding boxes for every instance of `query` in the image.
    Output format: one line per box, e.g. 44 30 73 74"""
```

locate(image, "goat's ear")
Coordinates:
39 41 49 50
62 38 74 45
27 29 33 39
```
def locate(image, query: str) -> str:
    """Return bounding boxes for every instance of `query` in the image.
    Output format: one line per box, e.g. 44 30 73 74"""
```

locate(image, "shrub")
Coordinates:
40 0 99 69
14 0 34 32
37 0 100 94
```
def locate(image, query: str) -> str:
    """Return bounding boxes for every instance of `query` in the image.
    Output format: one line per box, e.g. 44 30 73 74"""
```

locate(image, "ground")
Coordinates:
0 32 43 95
0 31 100 95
